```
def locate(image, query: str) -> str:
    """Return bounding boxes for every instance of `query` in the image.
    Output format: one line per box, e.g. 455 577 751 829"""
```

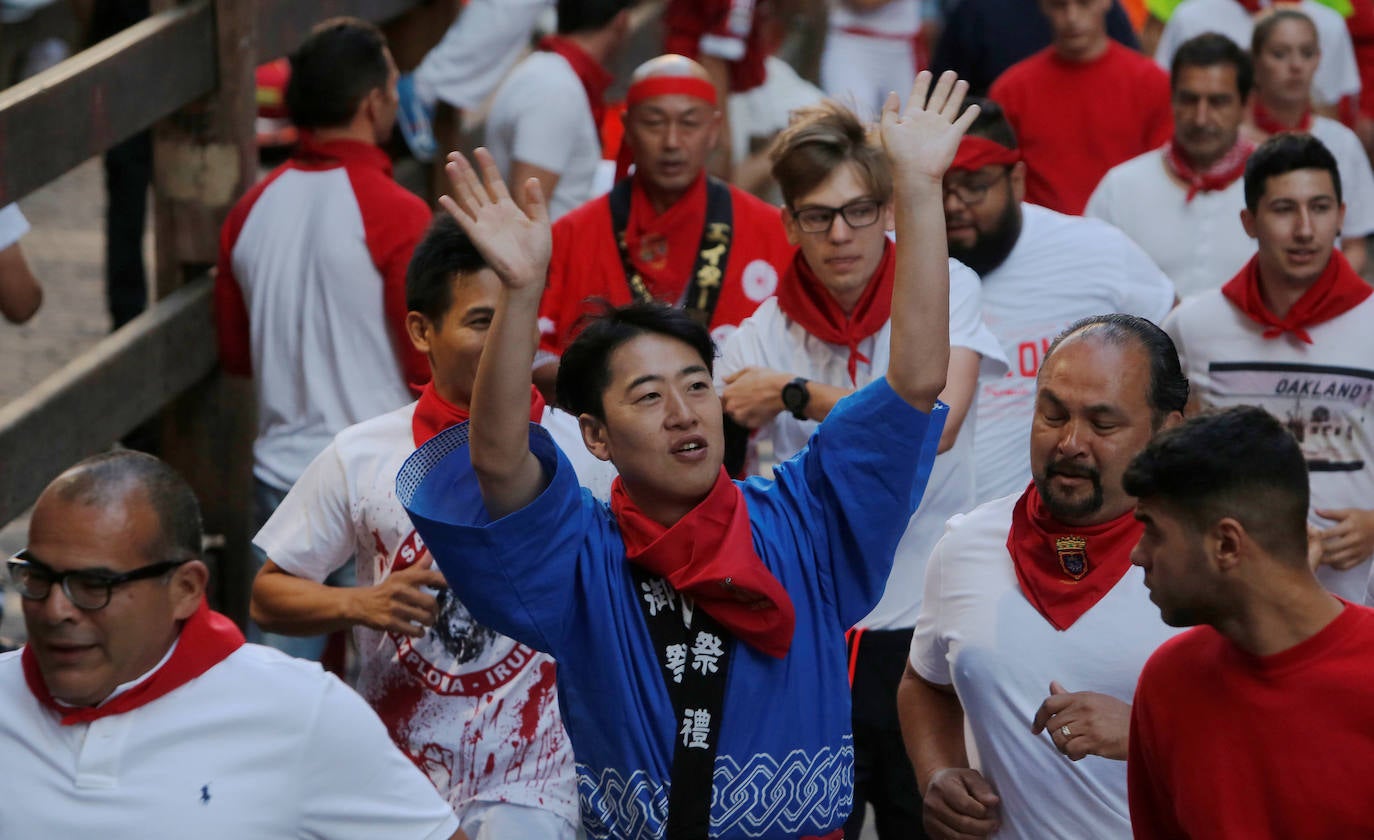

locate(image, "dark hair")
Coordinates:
557 0 633 34
286 17 390 130
769 100 893 207
963 97 1019 150
1243 132 1342 211
51 451 202 561
1252 8 1318 56
556 301 716 419
1171 33 1253 98
1124 405 1310 563
1043 314 1189 426
406 213 488 326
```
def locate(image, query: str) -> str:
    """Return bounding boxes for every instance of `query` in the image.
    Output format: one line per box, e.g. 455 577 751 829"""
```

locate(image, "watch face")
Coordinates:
782 380 808 412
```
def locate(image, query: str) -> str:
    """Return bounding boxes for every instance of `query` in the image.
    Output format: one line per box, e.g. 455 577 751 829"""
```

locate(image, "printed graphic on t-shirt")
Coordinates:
1209 361 1374 471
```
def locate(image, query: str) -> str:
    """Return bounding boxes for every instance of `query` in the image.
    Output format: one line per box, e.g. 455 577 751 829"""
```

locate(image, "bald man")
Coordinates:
532 54 795 399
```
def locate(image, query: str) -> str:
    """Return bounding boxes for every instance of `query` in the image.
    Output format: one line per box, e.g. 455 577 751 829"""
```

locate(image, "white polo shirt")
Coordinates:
909 494 1181 840
0 644 460 839
973 204 1176 504
716 260 1008 630
1086 147 1254 298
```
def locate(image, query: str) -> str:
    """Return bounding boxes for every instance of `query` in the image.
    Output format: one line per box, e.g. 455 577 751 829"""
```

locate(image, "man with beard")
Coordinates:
945 100 1176 504
251 215 613 839
898 314 1187 840
1087 34 1258 298
533 54 795 399
1125 406 1374 839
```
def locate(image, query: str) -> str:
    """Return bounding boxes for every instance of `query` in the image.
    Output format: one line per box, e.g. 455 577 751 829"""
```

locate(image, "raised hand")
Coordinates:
439 147 550 292
879 70 979 185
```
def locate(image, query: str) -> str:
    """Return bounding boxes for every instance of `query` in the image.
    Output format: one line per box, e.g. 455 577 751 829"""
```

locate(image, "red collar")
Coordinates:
538 36 613 132
412 381 546 447
1162 136 1253 202
1252 100 1312 136
611 468 796 658
293 133 394 176
23 599 245 726
1006 484 1141 631
621 172 709 301
1221 250 1373 344
776 240 894 384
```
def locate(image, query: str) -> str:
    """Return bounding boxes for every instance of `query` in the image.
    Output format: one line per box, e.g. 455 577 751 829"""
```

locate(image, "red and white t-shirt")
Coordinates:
990 42 1173 216
254 402 615 826
973 204 1175 504
663 0 774 93
215 137 433 491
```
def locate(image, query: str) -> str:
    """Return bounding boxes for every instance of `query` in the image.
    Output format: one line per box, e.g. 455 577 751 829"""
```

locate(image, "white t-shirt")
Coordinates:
1165 290 1374 601
255 401 615 826
829 0 922 33
0 644 460 840
1311 116 1374 238
1086 147 1254 298
973 204 1176 504
716 260 1009 629
413 0 553 110
0 202 30 251
1155 0 1360 106
486 51 605 221
909 494 1181 840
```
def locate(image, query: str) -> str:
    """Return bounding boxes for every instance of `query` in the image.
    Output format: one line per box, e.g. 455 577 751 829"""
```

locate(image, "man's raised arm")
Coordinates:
438 149 551 519
879 71 979 413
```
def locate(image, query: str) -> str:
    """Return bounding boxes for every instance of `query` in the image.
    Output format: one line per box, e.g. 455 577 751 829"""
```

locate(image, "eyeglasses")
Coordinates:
7 550 189 611
944 168 1012 207
791 199 882 234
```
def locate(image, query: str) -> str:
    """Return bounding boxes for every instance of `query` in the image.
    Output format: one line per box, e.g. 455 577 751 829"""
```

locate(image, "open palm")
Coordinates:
438 147 551 291
879 71 980 184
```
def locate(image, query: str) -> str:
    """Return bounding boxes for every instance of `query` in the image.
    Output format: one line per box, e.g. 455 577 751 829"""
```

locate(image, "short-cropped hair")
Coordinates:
557 0 634 34
406 213 488 327
51 450 202 561
556 302 715 420
769 100 893 207
286 17 390 130
1171 32 1252 98
962 97 1018 150
1042 314 1189 426
1124 406 1310 563
1244 132 1342 211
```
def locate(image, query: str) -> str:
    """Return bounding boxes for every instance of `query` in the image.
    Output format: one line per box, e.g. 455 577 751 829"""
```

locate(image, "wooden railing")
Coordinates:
0 0 443 624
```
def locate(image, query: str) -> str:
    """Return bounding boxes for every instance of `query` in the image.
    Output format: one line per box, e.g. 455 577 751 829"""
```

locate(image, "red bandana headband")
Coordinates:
951 136 1021 172
625 76 718 109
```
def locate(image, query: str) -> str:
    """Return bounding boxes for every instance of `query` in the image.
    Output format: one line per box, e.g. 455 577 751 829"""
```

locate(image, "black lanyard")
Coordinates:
629 565 734 839
608 175 735 328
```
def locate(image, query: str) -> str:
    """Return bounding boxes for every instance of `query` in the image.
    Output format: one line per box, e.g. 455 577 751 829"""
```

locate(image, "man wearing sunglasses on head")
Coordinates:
947 99 1177 506
0 451 465 840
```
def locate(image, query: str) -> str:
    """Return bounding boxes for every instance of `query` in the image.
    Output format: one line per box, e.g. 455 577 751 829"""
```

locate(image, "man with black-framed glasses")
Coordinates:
715 98 1007 840
946 98 1176 506
0 451 466 840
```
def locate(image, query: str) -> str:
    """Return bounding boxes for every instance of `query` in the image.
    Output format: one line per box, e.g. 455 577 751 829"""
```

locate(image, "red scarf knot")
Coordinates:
777 240 894 385
1006 483 1141 631
951 136 1022 173
23 598 245 726
611 468 796 658
412 381 546 447
1163 135 1254 202
1252 100 1312 136
1221 250 1372 344
538 35 614 132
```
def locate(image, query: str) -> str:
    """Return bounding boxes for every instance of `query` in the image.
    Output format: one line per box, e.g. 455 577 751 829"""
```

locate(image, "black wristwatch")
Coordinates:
781 377 811 420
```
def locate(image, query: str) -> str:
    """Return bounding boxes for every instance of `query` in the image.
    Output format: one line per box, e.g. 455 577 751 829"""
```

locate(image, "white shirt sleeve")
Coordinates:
299 675 461 839
714 307 772 391
1313 5 1362 103
1334 133 1374 237
908 527 955 685
252 441 355 583
949 260 1009 379
1113 232 1177 324
1083 170 1118 228
0 203 30 252
490 61 587 176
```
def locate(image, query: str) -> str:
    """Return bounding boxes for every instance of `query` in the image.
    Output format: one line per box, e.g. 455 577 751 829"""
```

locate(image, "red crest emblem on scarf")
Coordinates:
1056 535 1088 581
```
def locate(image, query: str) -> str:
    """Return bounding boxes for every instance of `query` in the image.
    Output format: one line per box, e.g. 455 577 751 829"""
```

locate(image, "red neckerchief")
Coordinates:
1235 0 1263 12
537 35 614 133
292 132 393 176
1163 135 1254 202
1221 250 1373 344
1252 100 1312 135
776 240 894 384
624 172 708 302
1006 483 1141 632
611 467 796 659
411 380 546 446
23 598 244 726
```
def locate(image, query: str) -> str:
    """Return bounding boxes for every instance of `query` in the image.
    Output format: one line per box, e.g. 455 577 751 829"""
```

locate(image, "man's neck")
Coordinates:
638 175 698 216
1257 257 1324 319
434 380 472 413
1176 135 1236 171
1055 36 1109 64
1213 573 1344 657
310 123 378 146
1258 93 1309 130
